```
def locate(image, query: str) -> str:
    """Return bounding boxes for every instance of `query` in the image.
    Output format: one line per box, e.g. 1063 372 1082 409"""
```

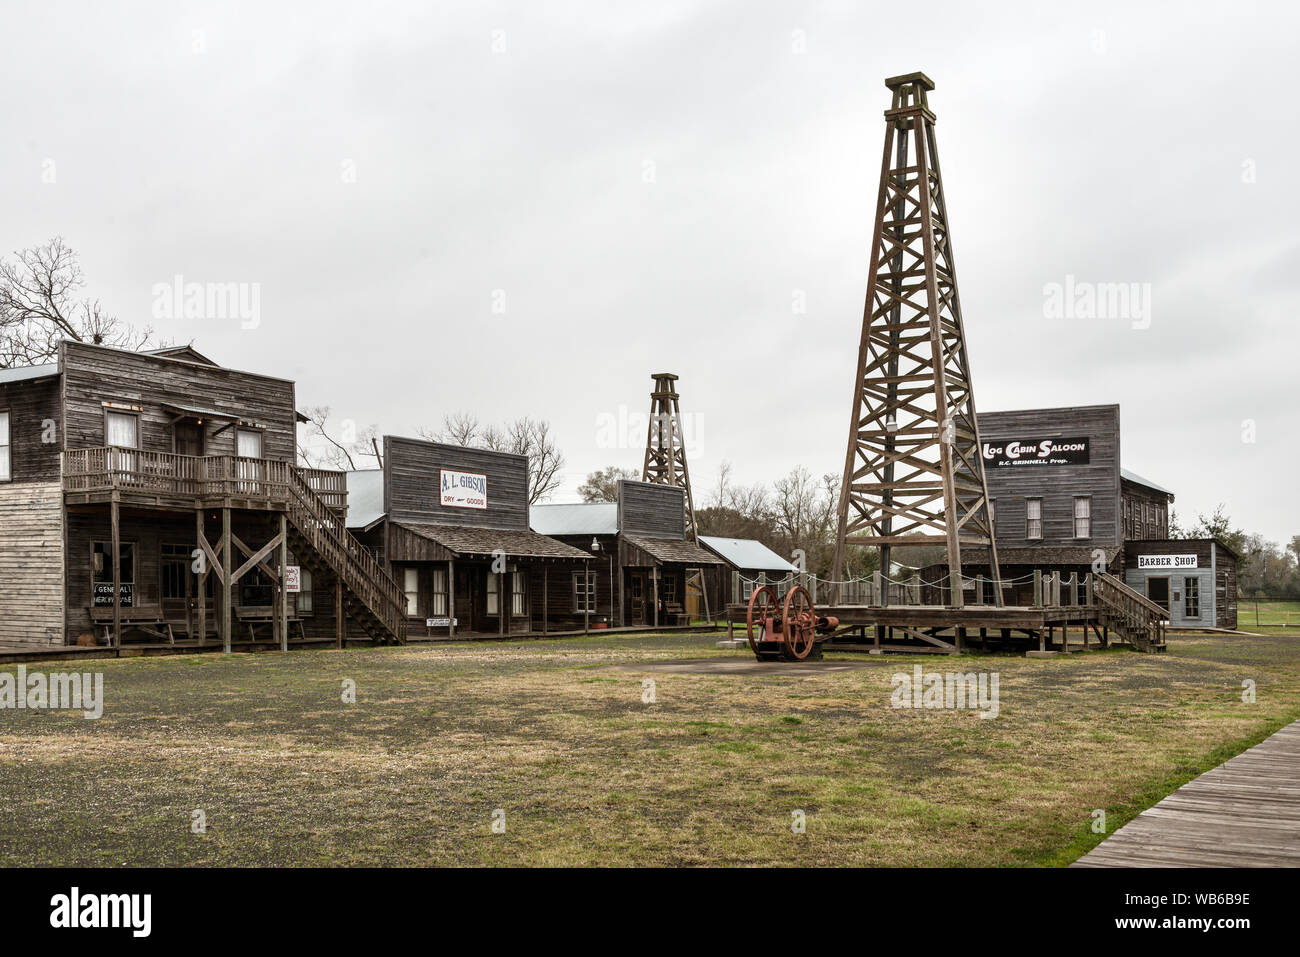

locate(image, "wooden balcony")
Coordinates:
62 447 348 514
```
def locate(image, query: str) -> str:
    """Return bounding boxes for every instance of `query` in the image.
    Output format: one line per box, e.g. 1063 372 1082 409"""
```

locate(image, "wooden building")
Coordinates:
923 403 1235 626
1123 538 1238 629
346 436 594 639
0 341 406 648
530 480 724 629
697 535 799 608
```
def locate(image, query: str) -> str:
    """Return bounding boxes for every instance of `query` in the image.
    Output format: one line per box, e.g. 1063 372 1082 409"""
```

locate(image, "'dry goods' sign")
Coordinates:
440 469 488 509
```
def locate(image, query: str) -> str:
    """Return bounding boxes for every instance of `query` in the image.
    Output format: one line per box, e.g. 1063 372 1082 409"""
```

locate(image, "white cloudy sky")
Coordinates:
4 0 1297 542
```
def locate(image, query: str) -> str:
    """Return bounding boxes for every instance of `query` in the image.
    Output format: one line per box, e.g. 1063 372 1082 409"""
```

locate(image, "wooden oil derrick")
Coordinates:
641 372 698 542
829 72 1000 608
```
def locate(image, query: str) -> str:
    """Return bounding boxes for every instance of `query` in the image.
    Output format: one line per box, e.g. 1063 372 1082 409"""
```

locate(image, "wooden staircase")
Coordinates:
1093 572 1167 652
284 467 407 644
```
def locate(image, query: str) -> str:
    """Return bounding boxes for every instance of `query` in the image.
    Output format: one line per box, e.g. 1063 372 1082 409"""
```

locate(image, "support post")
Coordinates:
279 513 288 652
222 508 232 653
111 498 121 649
584 559 590 635
447 560 455 639
652 566 659 629
1033 570 1043 607
498 567 506 637
196 510 207 646
335 577 343 648
542 564 548 635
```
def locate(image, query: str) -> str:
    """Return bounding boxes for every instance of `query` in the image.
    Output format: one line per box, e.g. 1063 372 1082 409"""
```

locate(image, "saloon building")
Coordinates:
0 341 405 648
947 403 1237 628
346 436 594 639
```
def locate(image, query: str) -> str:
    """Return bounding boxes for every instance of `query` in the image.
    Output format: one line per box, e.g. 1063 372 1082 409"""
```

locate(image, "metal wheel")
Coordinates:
746 585 779 657
782 586 817 661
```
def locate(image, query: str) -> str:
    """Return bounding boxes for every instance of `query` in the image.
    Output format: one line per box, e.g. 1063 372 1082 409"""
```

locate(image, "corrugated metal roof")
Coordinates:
699 536 798 572
530 502 618 536
1121 467 1175 498
0 363 58 384
346 469 385 529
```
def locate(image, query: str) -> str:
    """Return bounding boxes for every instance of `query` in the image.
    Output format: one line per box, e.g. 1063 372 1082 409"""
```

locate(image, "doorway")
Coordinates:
174 421 204 457
627 571 646 625
1146 576 1171 615
454 565 476 631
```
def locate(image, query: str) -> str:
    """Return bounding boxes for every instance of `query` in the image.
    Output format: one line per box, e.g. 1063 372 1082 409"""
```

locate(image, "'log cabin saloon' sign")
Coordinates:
440 469 488 509
981 437 1090 468
1137 554 1198 570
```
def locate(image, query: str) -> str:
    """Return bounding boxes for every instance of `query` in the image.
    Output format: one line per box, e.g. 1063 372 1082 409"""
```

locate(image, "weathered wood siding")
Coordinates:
1122 539 1226 629
0 481 64 644
383 436 529 530
978 405 1121 549
618 481 686 540
59 341 297 460
0 374 62 482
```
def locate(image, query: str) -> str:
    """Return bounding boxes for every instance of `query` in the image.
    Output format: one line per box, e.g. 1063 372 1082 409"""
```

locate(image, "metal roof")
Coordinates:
699 536 798 572
624 535 725 566
394 522 593 561
0 363 58 384
530 502 619 536
1120 467 1175 498
345 469 386 529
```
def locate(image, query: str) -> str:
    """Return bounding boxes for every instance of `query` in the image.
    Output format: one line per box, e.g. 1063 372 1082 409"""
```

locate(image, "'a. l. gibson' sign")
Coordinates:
440 469 488 510
1137 554 1198 570
981 437 1090 468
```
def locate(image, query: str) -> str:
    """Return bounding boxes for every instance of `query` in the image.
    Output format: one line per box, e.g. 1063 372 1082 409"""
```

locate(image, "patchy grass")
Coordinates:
1 632 1298 866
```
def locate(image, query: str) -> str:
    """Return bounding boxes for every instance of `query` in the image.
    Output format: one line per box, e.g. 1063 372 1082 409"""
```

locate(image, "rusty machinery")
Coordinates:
745 585 840 661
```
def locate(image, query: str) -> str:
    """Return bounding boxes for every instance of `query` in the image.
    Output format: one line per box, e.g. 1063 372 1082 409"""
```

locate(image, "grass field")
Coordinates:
2 631 1298 867
1237 600 1300 633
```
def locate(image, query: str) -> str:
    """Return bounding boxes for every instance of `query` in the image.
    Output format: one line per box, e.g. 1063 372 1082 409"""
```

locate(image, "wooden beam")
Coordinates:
222 507 232 654
111 497 121 649
278 513 288 652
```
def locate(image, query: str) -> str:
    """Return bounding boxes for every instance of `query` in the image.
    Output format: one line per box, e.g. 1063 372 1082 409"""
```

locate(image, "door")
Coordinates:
627 572 646 625
1146 576 1170 616
454 566 475 632
174 422 204 457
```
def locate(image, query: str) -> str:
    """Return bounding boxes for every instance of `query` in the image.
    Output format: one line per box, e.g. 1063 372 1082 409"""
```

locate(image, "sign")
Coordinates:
426 618 458 628
981 437 1089 468
285 565 301 593
1137 554 1198 570
93 583 134 607
440 469 488 510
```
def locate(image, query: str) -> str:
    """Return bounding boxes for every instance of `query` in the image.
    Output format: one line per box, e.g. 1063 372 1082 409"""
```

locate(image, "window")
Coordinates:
1073 496 1091 538
1184 577 1200 618
988 498 995 523
431 567 448 616
662 576 677 604
161 543 190 600
0 410 9 481
92 541 135 606
239 568 274 607
573 571 596 614
487 571 499 616
236 429 263 458
510 566 525 617
105 409 139 448
1026 498 1042 540
298 568 313 615
403 567 419 617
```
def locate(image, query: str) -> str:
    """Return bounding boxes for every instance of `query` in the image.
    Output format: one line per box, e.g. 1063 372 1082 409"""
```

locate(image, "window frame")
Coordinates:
1073 495 1091 539
103 407 141 450
402 567 419 617
510 565 525 617
1026 497 1043 541
0 408 10 482
298 568 314 615
430 567 448 617
1184 576 1200 618
235 427 265 459
573 571 596 614
91 540 136 607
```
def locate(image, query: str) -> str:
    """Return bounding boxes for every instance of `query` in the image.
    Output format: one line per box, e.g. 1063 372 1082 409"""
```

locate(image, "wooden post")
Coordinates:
278 513 288 652
541 564 548 635
447 560 456 639
584 560 590 635
222 507 232 654
652 565 659 629
1033 569 1043 607
616 555 625 628
335 577 344 648
872 569 883 607
1051 571 1061 608
196 510 207 646
498 567 505 637
111 498 121 649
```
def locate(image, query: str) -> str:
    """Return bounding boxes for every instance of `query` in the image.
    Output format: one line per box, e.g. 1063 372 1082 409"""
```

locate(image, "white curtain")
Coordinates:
0 412 9 480
236 429 263 458
106 411 137 447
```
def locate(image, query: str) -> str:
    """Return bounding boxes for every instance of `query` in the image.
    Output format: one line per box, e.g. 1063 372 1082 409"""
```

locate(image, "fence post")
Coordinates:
1033 570 1043 607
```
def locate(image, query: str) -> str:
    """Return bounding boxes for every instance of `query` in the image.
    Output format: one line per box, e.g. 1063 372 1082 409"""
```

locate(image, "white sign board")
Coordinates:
426 618 458 628
285 565 301 593
440 469 488 510
1137 554 1198 570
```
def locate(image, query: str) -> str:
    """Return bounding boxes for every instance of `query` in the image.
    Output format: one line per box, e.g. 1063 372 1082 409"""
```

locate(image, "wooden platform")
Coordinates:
1073 720 1300 867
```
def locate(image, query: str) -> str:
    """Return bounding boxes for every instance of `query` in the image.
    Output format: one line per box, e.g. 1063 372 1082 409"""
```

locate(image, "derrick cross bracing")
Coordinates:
642 372 699 542
830 72 1000 607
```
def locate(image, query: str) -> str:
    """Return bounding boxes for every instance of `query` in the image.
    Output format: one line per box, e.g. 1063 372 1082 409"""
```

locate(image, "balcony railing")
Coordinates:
62 447 348 512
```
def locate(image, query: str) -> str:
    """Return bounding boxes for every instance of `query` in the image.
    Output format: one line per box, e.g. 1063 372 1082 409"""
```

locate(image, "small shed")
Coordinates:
698 535 799 606
1123 538 1238 629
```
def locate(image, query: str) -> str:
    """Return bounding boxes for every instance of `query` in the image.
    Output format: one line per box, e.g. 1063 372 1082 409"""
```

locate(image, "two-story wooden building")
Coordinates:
0 341 405 648
346 436 595 639
931 403 1237 626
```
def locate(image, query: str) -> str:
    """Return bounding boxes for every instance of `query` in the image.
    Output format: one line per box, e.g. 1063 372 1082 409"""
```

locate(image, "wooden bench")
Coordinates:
661 601 691 627
89 605 175 645
235 605 306 641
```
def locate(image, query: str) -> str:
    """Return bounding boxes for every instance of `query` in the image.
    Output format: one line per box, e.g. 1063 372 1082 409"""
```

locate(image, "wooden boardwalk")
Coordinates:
1074 720 1300 867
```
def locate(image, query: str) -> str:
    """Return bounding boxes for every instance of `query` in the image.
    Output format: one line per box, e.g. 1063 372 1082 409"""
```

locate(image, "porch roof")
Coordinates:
957 545 1122 566
624 535 725 566
393 522 594 561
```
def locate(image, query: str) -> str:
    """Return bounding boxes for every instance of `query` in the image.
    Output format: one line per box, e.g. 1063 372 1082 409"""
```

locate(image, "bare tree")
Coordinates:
0 237 152 367
298 406 381 471
423 411 565 504
578 465 639 502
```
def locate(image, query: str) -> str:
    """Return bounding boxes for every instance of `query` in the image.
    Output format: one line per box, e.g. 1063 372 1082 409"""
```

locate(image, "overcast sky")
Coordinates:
4 0 1297 542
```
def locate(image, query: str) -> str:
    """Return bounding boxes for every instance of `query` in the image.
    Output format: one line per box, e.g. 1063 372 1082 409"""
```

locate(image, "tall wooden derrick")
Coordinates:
830 73 1000 608
641 372 698 542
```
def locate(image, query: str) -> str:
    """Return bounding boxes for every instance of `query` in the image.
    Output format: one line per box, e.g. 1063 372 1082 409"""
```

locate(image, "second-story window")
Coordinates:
105 410 139 448
0 411 10 481
1026 498 1042 540
236 428 263 459
1073 496 1091 538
